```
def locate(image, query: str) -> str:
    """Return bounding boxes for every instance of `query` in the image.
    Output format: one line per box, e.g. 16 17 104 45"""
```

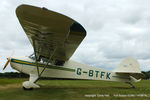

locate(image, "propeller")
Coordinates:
3 51 14 70
3 57 11 70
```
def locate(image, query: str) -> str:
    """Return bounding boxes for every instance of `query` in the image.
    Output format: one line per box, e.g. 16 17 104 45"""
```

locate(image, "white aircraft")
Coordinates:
3 4 143 90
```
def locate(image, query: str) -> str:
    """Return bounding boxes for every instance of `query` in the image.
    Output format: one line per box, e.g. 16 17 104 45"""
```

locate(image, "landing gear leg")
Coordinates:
22 74 40 90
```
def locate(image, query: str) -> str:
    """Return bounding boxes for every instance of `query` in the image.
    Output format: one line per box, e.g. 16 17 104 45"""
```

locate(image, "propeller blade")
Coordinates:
3 58 10 70
3 51 14 70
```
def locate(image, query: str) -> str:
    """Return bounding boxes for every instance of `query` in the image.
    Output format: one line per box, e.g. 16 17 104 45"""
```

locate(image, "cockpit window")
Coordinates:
29 53 35 60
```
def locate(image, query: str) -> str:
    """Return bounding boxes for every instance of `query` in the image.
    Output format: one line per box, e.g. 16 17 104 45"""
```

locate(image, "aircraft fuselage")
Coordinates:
10 56 131 83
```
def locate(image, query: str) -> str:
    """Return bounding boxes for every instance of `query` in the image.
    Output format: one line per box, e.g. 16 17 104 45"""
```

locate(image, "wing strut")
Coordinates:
33 40 40 77
39 48 57 77
33 39 57 77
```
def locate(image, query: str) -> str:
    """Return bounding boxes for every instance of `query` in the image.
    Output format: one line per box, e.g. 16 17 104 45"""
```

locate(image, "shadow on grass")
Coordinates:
39 85 133 90
111 86 134 89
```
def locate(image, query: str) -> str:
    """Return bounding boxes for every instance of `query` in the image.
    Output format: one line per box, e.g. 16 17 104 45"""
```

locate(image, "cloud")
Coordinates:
1 0 150 72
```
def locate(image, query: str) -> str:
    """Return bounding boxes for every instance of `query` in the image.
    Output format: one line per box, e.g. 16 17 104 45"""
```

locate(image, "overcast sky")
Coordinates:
1 0 150 72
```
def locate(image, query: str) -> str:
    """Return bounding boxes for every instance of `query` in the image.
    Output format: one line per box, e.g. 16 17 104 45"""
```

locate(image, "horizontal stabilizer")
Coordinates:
130 76 141 82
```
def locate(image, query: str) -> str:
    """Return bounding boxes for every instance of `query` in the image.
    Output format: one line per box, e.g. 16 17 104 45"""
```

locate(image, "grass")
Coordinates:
0 78 150 100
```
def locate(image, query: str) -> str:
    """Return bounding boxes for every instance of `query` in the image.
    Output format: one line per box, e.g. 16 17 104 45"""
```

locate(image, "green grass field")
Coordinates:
0 78 150 100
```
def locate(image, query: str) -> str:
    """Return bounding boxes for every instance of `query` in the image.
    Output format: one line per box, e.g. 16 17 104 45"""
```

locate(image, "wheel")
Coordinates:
23 86 33 90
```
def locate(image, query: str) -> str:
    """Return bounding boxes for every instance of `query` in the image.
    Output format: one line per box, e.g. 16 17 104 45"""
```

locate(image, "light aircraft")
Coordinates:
3 4 143 90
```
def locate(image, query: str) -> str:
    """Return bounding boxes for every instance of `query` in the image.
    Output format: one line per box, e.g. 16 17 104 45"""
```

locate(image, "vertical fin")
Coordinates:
114 57 141 73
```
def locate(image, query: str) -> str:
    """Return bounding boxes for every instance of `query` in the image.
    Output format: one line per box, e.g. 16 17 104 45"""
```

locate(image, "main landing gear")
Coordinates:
22 74 40 90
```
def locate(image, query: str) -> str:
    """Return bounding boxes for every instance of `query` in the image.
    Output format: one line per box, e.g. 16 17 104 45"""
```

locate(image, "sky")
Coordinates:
1 0 150 72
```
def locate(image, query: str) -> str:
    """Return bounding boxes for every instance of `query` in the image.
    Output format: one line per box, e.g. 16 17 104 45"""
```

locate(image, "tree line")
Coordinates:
0 72 29 78
142 71 150 80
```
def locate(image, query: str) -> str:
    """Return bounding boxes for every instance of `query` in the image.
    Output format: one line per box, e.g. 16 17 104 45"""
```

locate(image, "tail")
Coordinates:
114 57 141 74
114 57 144 82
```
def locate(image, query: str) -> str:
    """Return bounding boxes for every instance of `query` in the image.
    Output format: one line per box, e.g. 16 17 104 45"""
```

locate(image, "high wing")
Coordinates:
16 5 86 65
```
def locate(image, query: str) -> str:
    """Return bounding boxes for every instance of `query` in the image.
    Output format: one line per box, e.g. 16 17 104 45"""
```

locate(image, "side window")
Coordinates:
29 53 35 60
